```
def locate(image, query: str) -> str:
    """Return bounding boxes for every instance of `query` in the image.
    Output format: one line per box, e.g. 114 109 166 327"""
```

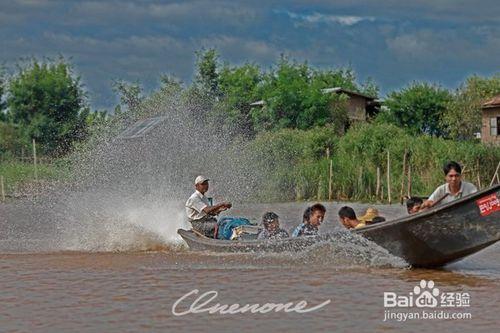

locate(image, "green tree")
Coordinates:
0 122 25 157
441 74 500 140
181 49 222 123
382 82 452 137
85 110 108 128
159 74 184 95
112 80 144 113
251 58 307 130
360 77 380 99
194 48 220 99
0 68 6 121
6 58 89 156
213 62 262 136
251 57 360 132
312 68 358 92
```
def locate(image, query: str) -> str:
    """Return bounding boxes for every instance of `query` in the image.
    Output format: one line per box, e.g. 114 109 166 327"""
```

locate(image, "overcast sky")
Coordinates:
1 0 499 110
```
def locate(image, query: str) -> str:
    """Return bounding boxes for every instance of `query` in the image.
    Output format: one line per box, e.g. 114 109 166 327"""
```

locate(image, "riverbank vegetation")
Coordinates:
247 124 499 202
0 51 499 202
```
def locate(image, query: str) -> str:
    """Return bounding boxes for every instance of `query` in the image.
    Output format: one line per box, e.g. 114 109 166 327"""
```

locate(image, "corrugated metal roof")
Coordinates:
249 100 265 106
321 87 342 94
118 116 166 139
321 87 376 100
483 95 500 108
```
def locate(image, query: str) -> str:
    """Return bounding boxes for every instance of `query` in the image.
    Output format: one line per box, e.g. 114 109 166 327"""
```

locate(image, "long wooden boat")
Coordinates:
178 184 500 267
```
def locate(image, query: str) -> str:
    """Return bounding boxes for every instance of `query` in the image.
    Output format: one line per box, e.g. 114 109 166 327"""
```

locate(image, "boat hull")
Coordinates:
356 185 500 267
178 229 337 253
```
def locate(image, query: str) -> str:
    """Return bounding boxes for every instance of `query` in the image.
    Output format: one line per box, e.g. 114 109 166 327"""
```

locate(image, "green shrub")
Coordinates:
243 123 500 202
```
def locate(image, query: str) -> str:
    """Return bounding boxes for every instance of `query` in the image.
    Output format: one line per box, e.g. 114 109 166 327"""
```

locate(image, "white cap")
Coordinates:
195 175 210 185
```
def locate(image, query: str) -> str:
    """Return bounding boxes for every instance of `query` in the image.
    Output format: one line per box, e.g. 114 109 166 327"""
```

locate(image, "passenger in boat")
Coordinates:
358 207 384 225
369 216 386 224
292 203 326 237
421 161 478 209
185 175 232 238
338 206 365 229
302 206 312 224
406 197 423 214
257 212 289 240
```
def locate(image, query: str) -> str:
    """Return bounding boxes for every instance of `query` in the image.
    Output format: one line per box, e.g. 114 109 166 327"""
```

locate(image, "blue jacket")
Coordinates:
291 223 319 237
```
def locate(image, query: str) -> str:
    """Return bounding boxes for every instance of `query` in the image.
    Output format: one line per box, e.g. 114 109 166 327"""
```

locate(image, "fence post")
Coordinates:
476 160 481 190
490 161 500 187
407 163 412 197
328 159 333 201
358 166 363 197
400 149 407 204
1 176 5 202
376 167 381 200
32 139 38 182
317 179 322 201
387 150 391 204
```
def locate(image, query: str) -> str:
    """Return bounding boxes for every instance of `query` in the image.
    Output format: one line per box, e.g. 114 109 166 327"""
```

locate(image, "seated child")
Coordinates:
359 207 385 225
406 197 423 214
257 212 289 240
292 203 326 237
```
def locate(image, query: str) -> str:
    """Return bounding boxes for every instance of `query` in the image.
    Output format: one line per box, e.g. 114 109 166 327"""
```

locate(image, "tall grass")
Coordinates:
245 123 500 202
0 157 69 195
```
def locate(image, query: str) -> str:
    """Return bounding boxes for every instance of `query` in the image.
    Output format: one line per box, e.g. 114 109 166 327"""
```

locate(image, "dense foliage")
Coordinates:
0 51 498 202
186 50 375 137
246 123 500 202
2 59 90 156
376 82 452 137
441 75 500 140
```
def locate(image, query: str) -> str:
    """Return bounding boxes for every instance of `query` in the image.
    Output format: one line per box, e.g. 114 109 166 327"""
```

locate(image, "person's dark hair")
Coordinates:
302 207 312 223
406 197 423 211
262 212 279 225
443 161 462 175
338 206 356 219
310 203 326 214
370 216 386 224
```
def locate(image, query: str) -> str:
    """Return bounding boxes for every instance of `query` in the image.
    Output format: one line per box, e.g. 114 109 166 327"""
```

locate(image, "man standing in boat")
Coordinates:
422 161 477 208
185 176 232 238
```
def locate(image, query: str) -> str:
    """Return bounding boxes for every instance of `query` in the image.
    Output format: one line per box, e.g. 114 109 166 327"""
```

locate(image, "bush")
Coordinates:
244 127 338 201
243 123 500 202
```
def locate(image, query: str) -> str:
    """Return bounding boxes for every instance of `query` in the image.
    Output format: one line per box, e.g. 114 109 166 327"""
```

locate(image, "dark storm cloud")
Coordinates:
0 0 499 109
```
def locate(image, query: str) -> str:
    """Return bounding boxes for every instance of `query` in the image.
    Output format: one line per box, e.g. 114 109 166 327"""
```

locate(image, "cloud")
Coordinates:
13 0 52 7
279 10 375 26
199 35 280 63
5 31 280 107
1 0 500 108
67 0 259 28
0 32 195 107
386 27 500 65
283 0 500 23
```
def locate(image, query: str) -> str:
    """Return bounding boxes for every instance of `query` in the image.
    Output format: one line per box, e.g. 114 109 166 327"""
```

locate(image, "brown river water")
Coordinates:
1 201 499 333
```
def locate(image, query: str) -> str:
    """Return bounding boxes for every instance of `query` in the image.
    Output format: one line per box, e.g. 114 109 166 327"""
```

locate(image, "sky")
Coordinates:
1 0 499 110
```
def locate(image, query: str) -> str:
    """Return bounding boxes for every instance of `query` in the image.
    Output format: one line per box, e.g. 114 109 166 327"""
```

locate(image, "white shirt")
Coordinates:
185 190 210 221
428 181 478 205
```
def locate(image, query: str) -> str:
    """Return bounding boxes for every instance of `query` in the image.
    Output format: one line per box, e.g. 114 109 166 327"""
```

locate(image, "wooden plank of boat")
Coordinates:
177 184 500 267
